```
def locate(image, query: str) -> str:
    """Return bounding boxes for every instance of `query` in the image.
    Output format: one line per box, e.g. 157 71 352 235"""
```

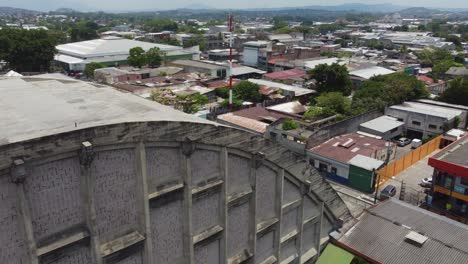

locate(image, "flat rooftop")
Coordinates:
359 115 404 134
430 135 468 169
248 79 316 97
388 102 463 120
171 59 228 70
0 76 212 146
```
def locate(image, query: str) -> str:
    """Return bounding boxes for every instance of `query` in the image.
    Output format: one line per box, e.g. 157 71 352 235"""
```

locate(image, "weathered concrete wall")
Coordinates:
0 121 350 264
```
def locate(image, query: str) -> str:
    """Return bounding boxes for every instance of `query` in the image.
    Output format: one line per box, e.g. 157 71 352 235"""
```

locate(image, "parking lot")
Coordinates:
392 143 413 161
382 150 439 203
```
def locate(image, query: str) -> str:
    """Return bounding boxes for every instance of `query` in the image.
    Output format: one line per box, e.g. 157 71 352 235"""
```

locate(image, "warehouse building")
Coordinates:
0 76 351 264
54 36 200 72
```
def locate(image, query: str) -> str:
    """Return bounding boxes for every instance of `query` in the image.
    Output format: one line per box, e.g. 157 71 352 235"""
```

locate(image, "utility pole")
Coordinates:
374 141 393 204
228 13 234 111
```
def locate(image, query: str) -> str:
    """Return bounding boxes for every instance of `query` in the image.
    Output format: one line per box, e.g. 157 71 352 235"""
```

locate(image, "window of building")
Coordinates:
331 167 337 175
390 127 399 133
397 118 404 122
461 177 468 187
412 120 421 126
428 124 437 130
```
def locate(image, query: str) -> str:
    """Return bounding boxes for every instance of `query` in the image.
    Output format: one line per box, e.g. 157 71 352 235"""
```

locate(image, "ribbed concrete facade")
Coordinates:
0 121 350 264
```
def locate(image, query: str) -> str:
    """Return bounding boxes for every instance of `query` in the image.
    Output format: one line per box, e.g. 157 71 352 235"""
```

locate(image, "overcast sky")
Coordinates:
2 0 468 12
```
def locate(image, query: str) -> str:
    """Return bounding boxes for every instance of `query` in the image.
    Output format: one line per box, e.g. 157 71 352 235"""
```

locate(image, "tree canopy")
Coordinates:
183 34 206 51
308 63 353 95
438 78 468 106
144 18 178 32
127 47 147 68
352 73 429 113
232 81 262 102
84 62 106 78
146 47 163 68
70 21 99 42
0 28 57 72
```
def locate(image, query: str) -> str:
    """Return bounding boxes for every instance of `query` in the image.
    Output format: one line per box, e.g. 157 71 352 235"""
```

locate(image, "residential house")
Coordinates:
309 132 395 192
263 69 308 85
417 75 446 96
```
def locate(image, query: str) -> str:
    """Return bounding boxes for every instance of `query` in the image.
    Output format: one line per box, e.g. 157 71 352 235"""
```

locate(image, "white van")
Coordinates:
411 139 422 149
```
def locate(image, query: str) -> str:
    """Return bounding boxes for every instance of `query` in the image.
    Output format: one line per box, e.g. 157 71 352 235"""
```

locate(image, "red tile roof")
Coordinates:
264 69 308 81
417 75 445 85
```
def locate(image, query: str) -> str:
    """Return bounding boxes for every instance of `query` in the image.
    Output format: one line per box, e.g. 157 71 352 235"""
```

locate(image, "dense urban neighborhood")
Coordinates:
0 2 468 264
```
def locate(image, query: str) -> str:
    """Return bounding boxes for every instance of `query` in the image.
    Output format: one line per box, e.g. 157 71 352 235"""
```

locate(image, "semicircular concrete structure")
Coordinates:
0 77 350 264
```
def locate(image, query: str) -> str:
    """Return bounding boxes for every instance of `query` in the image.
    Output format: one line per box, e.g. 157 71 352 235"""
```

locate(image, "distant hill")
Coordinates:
0 6 40 15
245 3 407 13
54 8 79 13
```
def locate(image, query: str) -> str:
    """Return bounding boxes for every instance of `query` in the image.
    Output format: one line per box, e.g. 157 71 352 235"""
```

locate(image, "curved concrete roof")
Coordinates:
0 76 214 146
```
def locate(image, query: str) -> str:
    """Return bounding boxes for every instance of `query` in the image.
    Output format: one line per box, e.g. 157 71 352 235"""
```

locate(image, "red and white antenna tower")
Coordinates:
228 13 234 110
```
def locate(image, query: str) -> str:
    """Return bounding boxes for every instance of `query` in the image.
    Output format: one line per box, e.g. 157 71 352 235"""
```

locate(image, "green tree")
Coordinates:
282 119 299 131
178 93 209 114
0 28 57 72
430 60 462 80
303 106 335 120
70 21 98 42
352 73 429 112
127 47 147 68
416 48 453 67
84 62 106 78
438 78 468 106
144 18 178 32
233 81 262 102
272 17 288 30
315 92 352 115
146 47 162 68
183 34 206 51
308 63 353 95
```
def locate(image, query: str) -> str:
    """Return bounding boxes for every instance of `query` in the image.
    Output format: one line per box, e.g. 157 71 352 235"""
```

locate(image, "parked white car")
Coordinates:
411 139 422 149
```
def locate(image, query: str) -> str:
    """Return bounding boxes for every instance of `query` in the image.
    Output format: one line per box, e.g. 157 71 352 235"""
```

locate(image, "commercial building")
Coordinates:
54 37 200 72
428 135 468 222
94 66 183 84
243 41 271 67
385 101 466 138
358 115 404 140
331 199 468 264
0 76 351 264
169 59 229 79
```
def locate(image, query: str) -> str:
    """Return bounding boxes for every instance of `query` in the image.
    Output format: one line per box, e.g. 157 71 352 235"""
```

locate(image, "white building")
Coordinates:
242 41 271 67
54 37 200 72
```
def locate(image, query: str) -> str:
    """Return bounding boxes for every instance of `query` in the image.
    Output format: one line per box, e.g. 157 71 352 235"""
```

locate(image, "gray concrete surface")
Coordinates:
383 150 440 203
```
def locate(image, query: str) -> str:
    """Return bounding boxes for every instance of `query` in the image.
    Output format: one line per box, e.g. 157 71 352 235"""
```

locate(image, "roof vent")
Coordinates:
405 231 428 247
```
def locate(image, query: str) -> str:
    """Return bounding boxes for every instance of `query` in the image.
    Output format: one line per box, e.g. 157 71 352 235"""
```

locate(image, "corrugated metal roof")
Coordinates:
338 199 468 264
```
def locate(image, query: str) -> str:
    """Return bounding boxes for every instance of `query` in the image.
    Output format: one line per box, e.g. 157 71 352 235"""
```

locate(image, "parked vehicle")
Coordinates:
420 177 433 188
397 137 411 147
411 139 422 149
379 185 397 200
